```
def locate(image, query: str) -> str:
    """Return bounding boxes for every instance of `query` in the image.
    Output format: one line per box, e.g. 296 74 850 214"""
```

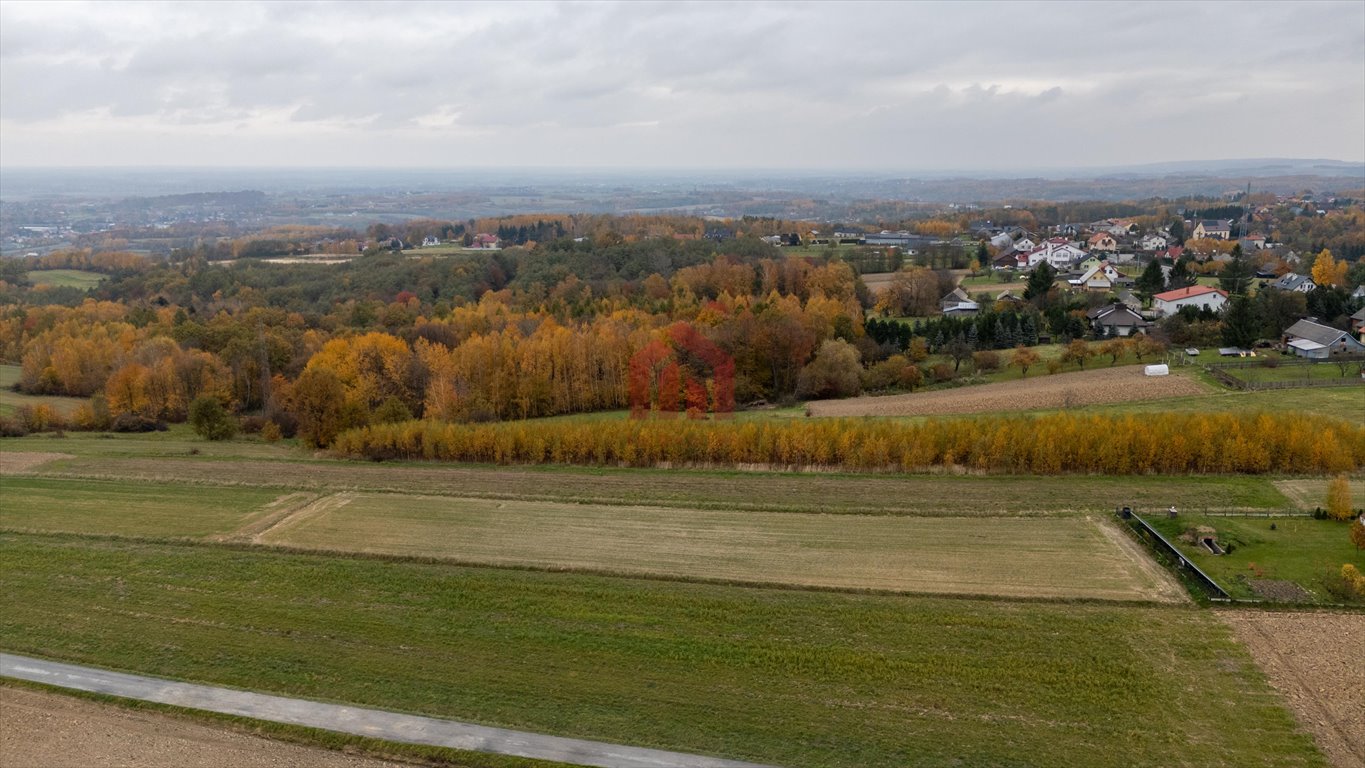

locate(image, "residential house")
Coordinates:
1087 232 1118 252
421 236 441 247
1238 235 1267 250
1192 220 1232 240
472 233 500 249
1140 234 1168 251
994 290 1026 308
1350 285 1365 301
1018 239 1088 270
1087 303 1150 337
1351 307 1365 337
1152 285 1228 317
989 232 1014 249
1013 237 1036 252
1069 261 1124 291
1271 273 1316 293
940 287 980 317
1282 319 1365 359
1116 290 1142 311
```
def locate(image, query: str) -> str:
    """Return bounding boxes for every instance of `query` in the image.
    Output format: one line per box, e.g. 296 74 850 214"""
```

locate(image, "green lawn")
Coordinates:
24 269 105 290
0 533 1324 768
1083 384 1365 423
0 424 301 459
0 477 283 538
1147 513 1365 603
0 364 90 418
1215 361 1363 384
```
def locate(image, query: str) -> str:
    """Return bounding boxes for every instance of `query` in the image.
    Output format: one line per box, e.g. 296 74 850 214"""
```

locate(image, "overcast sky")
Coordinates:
2 0 1362 171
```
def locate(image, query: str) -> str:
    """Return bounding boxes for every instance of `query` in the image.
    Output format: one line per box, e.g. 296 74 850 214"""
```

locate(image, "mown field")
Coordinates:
1149 513 1365 604
0 533 1325 768
254 494 1179 600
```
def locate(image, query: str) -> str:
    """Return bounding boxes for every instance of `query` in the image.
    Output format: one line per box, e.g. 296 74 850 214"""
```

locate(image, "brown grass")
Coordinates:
1220 610 1365 768
256 493 1184 602
807 366 1211 418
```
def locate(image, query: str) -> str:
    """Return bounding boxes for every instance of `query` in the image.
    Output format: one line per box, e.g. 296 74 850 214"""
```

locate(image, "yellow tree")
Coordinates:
1326 474 1352 521
1310 248 1348 287
1351 517 1365 551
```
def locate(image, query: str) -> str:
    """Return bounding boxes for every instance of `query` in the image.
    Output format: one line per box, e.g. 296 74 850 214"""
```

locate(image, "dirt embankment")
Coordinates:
0 686 405 768
1220 610 1365 768
807 366 1209 418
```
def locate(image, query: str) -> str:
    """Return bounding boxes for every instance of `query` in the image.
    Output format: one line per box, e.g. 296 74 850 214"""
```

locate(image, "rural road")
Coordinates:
1 653 775 768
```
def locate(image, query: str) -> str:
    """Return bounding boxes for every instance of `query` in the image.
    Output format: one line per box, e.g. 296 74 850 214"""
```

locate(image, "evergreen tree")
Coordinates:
1136 258 1165 302
1023 263 1056 301
1219 245 1252 296
1221 294 1258 349
1169 258 1195 289
1022 314 1039 346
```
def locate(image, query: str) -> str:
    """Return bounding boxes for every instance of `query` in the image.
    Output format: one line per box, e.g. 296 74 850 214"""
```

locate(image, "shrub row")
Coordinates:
332 411 1365 475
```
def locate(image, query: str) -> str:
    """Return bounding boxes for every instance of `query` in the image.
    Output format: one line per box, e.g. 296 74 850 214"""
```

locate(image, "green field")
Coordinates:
0 477 284 538
1214 360 1363 384
24 269 105 290
0 533 1323 768
1148 513 1365 603
3 441 1298 514
0 364 90 418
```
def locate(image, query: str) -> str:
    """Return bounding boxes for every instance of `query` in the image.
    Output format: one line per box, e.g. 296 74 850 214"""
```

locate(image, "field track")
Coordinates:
807 365 1210 417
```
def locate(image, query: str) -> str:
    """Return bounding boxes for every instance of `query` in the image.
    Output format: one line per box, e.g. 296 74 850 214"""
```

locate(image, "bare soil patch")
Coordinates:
1220 610 1365 768
0 686 402 768
0 452 73 475
1248 579 1316 603
807 366 1210 418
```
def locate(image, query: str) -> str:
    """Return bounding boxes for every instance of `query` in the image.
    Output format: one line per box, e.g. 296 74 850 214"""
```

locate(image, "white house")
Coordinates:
1271 273 1316 293
1013 237 1036 252
421 236 441 247
1152 285 1228 317
1283 319 1365 359
1140 234 1168 251
1019 239 1088 270
989 232 1014 249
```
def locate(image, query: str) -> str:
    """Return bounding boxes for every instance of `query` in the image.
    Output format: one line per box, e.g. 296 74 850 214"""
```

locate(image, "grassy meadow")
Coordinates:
24 269 105 290
0 364 89 418
0 532 1325 768
1149 513 1365 603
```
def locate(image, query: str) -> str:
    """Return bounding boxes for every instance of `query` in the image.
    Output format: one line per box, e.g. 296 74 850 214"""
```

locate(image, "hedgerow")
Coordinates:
331 411 1364 475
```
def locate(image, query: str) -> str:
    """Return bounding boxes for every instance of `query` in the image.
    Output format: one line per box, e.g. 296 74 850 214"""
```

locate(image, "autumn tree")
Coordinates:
293 367 349 447
1062 339 1094 370
1099 338 1130 366
1010 346 1041 377
796 339 862 399
1326 474 1352 521
1310 248 1348 287
1351 517 1365 551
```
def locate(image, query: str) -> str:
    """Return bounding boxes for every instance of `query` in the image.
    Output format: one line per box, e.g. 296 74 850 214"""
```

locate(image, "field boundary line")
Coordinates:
0 653 773 768
214 492 319 543
253 493 353 542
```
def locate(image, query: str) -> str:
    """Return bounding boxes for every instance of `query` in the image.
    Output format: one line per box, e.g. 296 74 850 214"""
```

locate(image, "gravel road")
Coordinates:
1 653 774 768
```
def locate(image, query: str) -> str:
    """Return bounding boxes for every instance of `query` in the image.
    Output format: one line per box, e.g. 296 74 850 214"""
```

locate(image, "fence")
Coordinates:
1118 509 1230 600
1205 356 1365 391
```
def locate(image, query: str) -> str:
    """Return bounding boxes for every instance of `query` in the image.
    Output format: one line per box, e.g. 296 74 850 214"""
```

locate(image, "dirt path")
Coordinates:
251 492 354 542
0 685 403 768
807 366 1209 417
213 492 320 543
1220 610 1365 768
0 452 73 475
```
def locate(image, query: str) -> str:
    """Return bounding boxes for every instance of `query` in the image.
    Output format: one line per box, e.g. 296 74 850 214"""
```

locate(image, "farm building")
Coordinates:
1152 285 1228 317
1282 319 1365 359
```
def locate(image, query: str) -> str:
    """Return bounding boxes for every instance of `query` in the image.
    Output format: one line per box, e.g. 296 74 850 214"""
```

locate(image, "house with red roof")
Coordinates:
1152 285 1228 317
